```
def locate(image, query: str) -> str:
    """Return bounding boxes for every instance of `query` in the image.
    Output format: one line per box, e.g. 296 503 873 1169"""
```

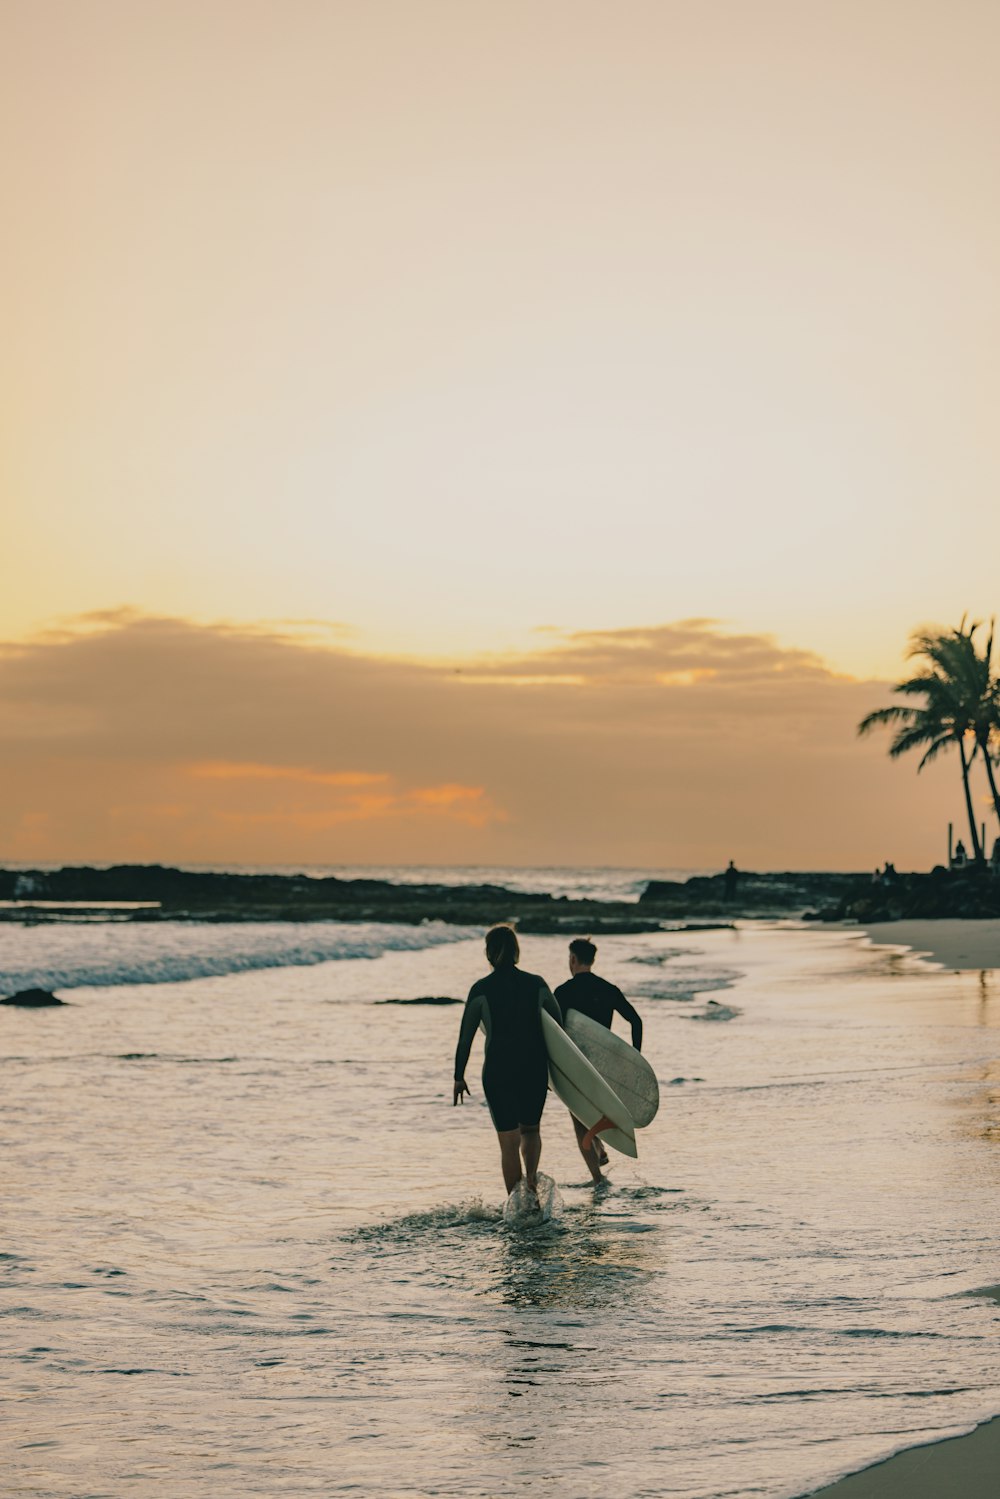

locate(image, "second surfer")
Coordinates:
555 937 644 1181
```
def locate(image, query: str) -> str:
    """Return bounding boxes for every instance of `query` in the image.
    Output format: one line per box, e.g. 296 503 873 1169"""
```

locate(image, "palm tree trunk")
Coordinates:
980 742 1000 831
958 738 983 862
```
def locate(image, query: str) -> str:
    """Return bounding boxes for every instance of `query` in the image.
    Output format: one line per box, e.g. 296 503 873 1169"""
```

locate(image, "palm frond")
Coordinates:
917 734 957 771
890 724 948 761
857 705 915 736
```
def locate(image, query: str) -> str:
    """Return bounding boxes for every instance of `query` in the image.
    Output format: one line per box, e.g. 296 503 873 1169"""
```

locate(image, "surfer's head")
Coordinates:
568 937 596 974
485 924 520 969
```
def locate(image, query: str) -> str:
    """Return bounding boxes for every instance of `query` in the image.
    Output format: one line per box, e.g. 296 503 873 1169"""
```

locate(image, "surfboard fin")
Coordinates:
581 1115 615 1153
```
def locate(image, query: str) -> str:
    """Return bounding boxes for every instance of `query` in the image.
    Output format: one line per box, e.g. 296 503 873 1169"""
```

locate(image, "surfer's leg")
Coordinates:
572 1115 605 1182
485 1077 523 1192
519 1124 541 1191
497 1129 523 1193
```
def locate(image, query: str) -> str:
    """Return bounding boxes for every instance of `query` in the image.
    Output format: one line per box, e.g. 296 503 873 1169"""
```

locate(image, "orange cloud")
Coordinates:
655 669 719 687
191 762 387 788
186 763 503 830
0 611 981 868
406 784 503 828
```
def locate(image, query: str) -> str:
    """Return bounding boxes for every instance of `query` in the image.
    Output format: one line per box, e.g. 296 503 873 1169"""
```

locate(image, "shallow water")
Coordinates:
3 923 1000 1497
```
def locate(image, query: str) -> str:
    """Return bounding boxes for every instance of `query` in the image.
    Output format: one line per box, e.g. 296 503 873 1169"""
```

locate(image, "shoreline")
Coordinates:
802 1414 1000 1497
859 917 1000 971
811 923 1000 1495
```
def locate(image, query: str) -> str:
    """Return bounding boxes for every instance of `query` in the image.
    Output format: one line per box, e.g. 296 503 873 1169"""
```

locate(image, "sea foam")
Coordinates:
0 918 472 993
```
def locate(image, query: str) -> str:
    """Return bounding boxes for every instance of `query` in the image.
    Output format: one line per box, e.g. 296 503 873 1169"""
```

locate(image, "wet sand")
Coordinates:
860 917 1000 971
824 920 1000 1498
805 1414 1000 1497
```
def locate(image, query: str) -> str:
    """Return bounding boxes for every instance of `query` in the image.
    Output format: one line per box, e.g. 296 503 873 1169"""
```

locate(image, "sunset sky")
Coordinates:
3 2 1000 868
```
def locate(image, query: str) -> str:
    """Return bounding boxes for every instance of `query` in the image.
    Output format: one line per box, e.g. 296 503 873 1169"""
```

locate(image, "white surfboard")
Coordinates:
565 1010 660 1128
541 1010 637 1158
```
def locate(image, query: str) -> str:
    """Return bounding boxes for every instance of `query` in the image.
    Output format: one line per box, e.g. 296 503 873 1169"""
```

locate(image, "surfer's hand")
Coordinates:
453 1078 470 1106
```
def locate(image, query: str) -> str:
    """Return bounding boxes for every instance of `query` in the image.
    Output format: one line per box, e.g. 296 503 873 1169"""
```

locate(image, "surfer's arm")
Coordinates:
453 989 484 1083
614 991 643 1051
540 984 562 1027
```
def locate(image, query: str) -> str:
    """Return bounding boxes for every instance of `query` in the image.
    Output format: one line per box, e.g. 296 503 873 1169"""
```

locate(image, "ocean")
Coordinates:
3 869 1000 1498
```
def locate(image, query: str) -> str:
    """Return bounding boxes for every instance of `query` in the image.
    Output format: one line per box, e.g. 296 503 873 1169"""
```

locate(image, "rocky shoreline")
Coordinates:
3 863 996 931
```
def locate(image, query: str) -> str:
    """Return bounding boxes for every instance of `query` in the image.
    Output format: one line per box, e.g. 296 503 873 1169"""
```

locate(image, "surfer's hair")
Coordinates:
485 924 520 968
569 937 597 965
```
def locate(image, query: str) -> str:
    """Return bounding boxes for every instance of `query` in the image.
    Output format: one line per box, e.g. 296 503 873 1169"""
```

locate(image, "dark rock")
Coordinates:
640 879 686 901
1 987 64 1007
3 862 996 930
841 866 1000 922
375 996 462 1006
639 870 873 915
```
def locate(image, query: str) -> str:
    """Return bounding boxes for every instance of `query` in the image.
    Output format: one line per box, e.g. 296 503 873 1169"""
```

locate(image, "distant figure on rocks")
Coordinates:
723 860 740 901
555 938 643 1182
452 925 562 1199
952 840 968 870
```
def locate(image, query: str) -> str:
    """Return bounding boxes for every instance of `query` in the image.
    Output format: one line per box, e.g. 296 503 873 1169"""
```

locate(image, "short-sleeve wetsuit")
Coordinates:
554 971 643 1050
453 966 562 1132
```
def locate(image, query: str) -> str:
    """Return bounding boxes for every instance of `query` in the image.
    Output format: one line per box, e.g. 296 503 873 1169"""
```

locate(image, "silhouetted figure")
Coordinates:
723 860 739 901
453 925 561 1198
953 839 968 869
555 938 643 1182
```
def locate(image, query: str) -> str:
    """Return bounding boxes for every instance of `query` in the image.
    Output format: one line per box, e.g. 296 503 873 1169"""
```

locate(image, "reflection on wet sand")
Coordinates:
956 1056 1000 1150
470 1206 661 1474
489 1196 660 1311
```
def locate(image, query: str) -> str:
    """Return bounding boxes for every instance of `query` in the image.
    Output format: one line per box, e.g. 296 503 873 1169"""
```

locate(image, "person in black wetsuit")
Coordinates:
453 925 562 1196
554 937 643 1181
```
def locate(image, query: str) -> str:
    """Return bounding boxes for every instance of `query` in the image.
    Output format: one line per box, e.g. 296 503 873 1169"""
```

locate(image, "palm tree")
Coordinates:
964 620 1000 834
858 622 990 864
926 619 1000 835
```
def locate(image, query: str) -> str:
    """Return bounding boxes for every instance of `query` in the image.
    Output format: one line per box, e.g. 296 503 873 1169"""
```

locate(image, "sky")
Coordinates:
3 2 999 867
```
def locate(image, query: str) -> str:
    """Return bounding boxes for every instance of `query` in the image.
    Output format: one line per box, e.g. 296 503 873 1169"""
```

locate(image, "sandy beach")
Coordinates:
860 917 1000 971
805 1413 1000 1497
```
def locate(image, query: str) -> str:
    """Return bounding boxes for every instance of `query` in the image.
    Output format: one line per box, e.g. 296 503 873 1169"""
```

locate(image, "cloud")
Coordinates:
191 763 389 789
0 612 976 867
187 762 503 830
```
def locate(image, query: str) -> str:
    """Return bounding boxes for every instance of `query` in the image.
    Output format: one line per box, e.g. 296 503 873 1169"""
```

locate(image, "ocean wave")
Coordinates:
0 919 473 993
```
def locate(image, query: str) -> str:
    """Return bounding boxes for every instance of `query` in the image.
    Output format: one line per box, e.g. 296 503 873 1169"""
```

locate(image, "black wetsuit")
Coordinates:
554 971 643 1050
453 966 561 1132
